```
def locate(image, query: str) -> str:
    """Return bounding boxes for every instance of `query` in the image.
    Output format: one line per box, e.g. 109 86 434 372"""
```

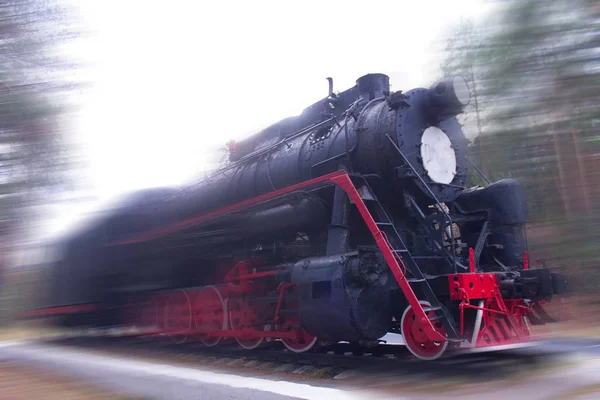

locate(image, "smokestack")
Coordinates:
356 73 390 101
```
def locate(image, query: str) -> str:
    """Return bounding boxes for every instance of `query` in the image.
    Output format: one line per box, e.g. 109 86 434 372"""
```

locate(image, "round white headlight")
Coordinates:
420 127 457 185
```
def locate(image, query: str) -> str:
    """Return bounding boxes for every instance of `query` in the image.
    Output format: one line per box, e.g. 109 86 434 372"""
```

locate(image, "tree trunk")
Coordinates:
553 132 572 217
470 65 488 177
571 129 591 212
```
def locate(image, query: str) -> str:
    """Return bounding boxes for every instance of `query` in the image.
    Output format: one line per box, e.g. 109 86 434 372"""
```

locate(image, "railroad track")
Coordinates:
36 331 563 381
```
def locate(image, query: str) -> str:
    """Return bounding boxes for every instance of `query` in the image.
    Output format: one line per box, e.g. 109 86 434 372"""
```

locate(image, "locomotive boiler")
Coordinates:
33 73 567 360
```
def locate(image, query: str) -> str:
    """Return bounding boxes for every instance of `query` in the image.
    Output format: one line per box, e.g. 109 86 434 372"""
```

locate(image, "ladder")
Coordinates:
386 134 460 272
350 175 459 341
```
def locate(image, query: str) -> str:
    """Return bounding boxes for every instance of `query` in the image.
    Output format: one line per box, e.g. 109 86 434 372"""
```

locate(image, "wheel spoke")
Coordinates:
401 300 448 360
193 286 226 347
276 314 317 353
229 295 264 350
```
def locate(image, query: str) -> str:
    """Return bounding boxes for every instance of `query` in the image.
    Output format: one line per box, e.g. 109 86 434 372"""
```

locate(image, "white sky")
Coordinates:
38 0 494 241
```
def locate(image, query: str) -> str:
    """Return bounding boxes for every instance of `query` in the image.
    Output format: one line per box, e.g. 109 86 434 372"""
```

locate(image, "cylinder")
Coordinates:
290 253 393 342
357 73 390 101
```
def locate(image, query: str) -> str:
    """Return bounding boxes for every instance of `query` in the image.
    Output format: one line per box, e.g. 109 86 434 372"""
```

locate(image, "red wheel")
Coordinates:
164 289 192 344
401 300 448 360
193 286 226 347
229 295 263 350
276 314 317 353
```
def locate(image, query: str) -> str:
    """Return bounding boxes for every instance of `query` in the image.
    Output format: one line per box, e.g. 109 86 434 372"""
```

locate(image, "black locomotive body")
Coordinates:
36 73 567 360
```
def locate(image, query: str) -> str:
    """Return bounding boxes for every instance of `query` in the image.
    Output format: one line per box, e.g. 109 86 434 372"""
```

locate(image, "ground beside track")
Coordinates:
0 357 138 400
0 341 342 400
2 338 600 399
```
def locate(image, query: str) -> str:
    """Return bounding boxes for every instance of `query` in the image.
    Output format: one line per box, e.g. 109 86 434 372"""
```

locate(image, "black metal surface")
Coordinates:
326 180 351 255
350 175 460 340
290 252 393 342
500 268 557 302
455 179 528 270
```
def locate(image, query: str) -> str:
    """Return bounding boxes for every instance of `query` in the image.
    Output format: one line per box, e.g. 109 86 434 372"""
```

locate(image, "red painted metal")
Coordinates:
107 170 348 246
108 171 443 344
449 273 497 301
523 250 529 270
224 260 266 294
193 286 226 346
469 247 475 273
273 282 317 352
228 294 264 349
228 140 236 154
451 271 528 340
124 283 308 343
450 271 532 345
461 303 511 316
472 297 531 348
401 300 448 360
226 270 282 282
24 304 99 317
274 282 295 322
329 174 444 343
277 314 318 352
164 289 193 343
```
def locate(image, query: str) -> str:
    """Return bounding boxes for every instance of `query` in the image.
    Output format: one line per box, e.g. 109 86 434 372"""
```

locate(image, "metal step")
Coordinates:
349 174 460 340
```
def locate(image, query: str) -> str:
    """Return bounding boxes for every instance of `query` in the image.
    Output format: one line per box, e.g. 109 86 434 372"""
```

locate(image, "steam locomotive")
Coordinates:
32 73 567 360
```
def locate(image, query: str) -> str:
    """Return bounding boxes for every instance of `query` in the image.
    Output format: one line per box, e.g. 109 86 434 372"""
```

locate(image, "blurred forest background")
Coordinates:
0 0 598 327
0 0 89 324
440 0 600 296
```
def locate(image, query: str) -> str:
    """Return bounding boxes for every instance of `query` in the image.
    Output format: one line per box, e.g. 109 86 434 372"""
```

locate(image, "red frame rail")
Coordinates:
24 304 100 317
107 170 445 343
